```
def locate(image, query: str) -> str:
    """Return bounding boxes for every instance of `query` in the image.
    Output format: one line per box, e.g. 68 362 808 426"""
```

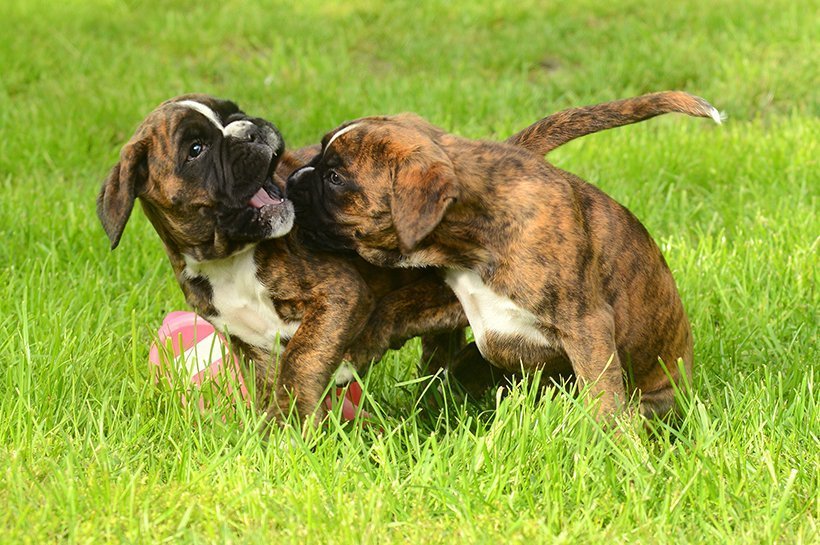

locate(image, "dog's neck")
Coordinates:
164 245 220 318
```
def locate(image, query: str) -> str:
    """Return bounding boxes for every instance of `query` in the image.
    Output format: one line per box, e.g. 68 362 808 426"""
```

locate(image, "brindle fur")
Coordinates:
288 91 718 419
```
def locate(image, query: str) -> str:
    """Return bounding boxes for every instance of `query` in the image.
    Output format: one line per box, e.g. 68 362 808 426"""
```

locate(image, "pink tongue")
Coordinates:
249 188 279 208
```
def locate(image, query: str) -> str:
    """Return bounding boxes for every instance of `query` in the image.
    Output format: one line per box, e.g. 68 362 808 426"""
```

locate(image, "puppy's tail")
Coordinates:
507 91 724 155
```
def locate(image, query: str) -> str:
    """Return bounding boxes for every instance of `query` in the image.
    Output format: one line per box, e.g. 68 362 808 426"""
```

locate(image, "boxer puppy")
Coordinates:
287 91 721 419
97 95 432 425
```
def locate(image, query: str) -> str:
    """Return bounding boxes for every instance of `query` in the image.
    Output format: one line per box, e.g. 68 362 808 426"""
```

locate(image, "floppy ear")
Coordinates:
390 158 457 254
97 138 149 249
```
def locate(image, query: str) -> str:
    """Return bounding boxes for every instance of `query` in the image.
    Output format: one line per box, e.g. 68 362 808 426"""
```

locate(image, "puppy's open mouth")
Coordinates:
247 154 286 210
215 148 294 243
249 179 285 209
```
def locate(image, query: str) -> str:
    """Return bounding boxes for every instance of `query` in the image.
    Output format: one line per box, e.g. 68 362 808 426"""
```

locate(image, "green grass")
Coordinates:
1 0 817 542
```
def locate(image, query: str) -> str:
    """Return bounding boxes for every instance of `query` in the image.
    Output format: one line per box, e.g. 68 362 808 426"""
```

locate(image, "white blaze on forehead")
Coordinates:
324 123 361 156
178 100 225 131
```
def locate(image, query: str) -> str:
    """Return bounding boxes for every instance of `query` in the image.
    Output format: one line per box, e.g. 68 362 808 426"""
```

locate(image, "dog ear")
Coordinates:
97 138 149 249
391 158 457 254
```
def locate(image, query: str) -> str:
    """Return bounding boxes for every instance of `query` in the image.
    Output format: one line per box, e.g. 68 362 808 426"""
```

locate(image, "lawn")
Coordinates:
0 0 817 543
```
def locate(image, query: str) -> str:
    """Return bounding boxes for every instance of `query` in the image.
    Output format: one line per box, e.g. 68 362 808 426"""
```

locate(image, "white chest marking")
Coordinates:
444 269 550 353
183 248 300 351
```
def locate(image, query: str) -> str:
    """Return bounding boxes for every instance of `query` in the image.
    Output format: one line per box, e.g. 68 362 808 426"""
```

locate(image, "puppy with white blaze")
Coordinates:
287 91 721 421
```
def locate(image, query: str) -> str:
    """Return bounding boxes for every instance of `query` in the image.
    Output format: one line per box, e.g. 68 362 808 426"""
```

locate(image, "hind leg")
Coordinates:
560 306 627 418
637 359 692 423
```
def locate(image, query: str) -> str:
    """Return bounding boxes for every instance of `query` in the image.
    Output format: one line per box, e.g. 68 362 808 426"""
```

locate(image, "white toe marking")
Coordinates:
333 362 356 386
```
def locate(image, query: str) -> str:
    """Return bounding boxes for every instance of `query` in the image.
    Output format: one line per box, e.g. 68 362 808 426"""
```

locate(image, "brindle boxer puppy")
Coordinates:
287 91 721 419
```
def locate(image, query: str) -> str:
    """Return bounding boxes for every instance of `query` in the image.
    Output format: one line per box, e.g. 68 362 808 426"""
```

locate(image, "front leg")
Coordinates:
346 273 467 367
258 286 375 426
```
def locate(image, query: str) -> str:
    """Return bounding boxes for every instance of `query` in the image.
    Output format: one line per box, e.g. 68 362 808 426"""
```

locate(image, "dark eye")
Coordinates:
187 141 205 161
326 169 344 186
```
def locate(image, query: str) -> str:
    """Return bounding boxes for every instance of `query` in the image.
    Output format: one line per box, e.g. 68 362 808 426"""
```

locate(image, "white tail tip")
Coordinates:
708 106 727 125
